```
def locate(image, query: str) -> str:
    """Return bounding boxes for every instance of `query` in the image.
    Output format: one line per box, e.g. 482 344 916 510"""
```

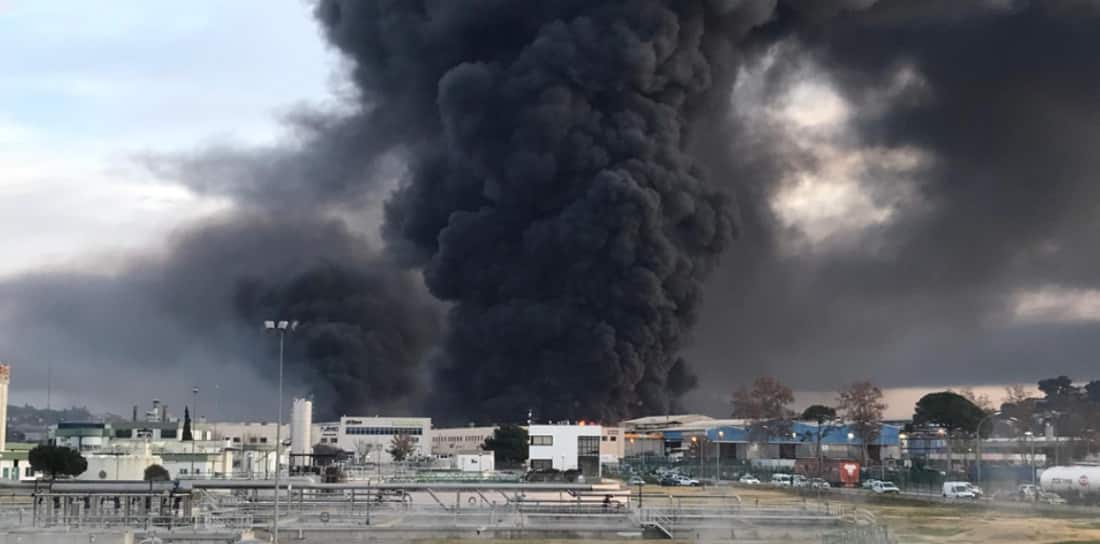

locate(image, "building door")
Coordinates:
577 436 600 479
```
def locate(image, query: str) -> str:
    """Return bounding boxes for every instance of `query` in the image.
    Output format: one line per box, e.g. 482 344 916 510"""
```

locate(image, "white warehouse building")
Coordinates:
312 416 431 463
527 423 602 479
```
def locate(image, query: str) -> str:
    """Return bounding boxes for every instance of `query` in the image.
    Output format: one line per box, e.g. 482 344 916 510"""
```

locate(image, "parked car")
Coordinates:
771 473 793 487
792 475 810 488
861 479 881 490
627 476 646 486
967 483 984 498
676 476 701 487
943 481 978 499
871 481 900 494
810 478 831 489
739 474 761 485
659 475 679 486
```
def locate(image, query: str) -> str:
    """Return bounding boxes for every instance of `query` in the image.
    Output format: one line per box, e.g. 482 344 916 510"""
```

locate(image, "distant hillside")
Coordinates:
6 404 128 443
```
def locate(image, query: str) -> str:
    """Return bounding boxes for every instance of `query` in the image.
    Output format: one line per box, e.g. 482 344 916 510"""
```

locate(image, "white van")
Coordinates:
943 481 977 499
771 473 793 487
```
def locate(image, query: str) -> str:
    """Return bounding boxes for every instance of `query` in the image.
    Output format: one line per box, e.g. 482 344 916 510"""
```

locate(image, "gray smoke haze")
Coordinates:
4 0 1100 422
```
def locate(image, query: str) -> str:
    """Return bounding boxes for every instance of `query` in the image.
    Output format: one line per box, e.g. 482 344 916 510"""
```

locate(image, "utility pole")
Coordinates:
264 320 297 544
191 387 199 478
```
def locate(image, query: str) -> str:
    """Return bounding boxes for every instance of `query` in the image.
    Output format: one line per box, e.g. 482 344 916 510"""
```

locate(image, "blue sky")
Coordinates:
0 0 335 275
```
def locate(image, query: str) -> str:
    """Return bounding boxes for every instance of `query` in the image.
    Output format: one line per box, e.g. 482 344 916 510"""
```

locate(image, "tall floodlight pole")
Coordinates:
716 430 724 481
265 319 297 544
976 411 1015 486
191 386 199 477
1024 431 1035 485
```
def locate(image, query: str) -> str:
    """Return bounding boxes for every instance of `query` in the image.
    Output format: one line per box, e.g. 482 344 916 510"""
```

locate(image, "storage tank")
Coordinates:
290 398 313 463
1039 465 1100 499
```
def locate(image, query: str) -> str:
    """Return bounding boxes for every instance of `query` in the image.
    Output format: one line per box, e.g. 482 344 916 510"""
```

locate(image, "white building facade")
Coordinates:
313 416 431 463
527 424 602 478
431 426 496 456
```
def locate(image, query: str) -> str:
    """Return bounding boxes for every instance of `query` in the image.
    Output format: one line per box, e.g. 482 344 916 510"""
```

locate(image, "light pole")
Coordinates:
847 432 854 461
214 383 221 443
1024 431 1035 485
975 411 1016 486
264 319 297 544
191 386 199 478
691 436 700 479
716 430 724 481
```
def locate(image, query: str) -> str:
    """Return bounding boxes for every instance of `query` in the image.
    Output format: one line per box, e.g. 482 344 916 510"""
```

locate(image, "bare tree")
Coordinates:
837 381 887 463
731 376 794 420
732 376 795 441
954 387 994 413
1003 384 1034 405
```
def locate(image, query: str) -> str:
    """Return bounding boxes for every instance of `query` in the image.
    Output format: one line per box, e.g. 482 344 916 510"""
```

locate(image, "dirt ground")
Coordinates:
643 484 1100 543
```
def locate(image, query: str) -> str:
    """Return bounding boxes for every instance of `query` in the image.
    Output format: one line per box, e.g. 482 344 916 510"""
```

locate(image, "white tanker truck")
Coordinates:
1039 465 1100 502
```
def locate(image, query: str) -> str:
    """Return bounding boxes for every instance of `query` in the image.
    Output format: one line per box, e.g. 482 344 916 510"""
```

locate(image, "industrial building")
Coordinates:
431 425 496 456
312 415 432 463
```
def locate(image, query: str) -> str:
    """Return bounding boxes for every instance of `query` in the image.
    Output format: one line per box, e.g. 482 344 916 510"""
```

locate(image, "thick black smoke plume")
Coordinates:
313 0 776 421
7 0 1100 422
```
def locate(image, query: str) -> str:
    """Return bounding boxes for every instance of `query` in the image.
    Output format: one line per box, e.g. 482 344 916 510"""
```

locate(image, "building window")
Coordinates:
601 436 607 442
529 435 553 446
610 436 617 442
530 459 553 470
249 438 257 444
577 436 599 456
233 437 241 443
260 437 268 444
162 429 177 439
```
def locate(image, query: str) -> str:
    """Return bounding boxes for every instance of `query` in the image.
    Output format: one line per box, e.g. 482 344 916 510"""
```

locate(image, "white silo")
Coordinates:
290 398 313 465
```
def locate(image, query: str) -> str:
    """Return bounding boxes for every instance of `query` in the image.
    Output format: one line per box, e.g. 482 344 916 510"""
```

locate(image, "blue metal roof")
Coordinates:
704 422 901 446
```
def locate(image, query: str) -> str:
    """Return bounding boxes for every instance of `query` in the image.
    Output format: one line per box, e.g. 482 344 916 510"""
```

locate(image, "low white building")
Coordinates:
454 453 494 472
527 424 602 479
431 426 496 456
313 416 432 463
202 421 286 448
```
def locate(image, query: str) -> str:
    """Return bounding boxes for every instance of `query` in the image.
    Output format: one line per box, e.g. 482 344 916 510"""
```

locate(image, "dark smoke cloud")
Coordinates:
6 0 1100 424
0 212 441 420
314 0 785 422
685 0 1100 412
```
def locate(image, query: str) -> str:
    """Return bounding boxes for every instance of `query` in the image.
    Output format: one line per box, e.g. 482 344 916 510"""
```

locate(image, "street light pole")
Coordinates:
975 411 1001 486
716 431 724 481
191 387 199 478
265 319 297 544
1024 431 1035 485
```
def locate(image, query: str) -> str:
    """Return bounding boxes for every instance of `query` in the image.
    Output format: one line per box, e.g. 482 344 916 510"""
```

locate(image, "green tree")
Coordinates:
29 445 87 480
143 464 171 481
800 405 837 422
387 434 415 462
482 424 528 464
181 406 193 441
913 391 985 435
800 404 839 475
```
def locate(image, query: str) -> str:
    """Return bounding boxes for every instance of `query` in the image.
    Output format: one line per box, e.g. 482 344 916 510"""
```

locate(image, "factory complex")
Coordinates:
33 392 906 484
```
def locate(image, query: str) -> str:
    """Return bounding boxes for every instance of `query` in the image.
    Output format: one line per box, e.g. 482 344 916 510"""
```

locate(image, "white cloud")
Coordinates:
731 49 931 253
1013 286 1100 323
0 0 336 276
